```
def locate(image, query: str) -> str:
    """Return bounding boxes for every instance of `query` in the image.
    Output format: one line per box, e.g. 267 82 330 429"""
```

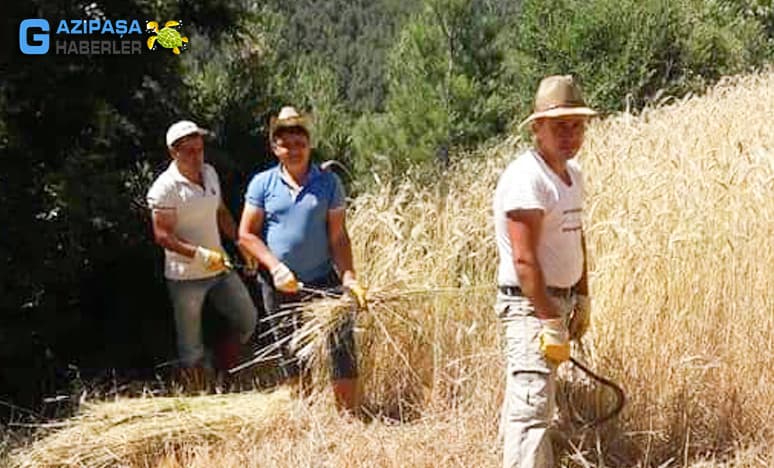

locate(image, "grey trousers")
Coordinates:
167 271 257 367
495 292 574 468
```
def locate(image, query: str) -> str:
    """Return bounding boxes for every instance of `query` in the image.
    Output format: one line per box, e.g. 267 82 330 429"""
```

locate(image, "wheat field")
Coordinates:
10 71 774 467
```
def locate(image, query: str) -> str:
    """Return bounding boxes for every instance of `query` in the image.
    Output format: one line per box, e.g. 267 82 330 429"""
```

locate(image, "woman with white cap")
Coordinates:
146 120 258 389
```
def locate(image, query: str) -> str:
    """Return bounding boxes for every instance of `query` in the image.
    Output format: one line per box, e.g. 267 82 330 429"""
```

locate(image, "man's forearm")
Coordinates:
238 233 280 270
515 261 559 319
330 233 355 282
156 232 198 258
217 205 238 241
576 266 589 296
576 233 589 295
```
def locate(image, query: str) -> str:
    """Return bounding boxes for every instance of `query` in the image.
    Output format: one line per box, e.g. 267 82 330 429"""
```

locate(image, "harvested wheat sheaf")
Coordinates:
10 389 293 468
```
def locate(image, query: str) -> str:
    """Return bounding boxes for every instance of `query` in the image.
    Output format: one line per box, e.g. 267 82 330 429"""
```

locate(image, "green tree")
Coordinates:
352 0 513 179
500 0 768 117
266 0 419 113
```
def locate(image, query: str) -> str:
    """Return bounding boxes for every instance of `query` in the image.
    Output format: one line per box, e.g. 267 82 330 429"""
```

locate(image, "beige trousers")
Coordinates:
496 292 574 468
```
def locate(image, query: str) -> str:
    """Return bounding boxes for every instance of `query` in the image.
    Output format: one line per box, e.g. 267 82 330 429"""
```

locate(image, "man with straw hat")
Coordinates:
147 120 258 390
238 106 367 412
492 75 595 467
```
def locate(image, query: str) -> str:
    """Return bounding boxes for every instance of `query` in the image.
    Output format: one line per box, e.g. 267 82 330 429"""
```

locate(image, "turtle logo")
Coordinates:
146 20 188 55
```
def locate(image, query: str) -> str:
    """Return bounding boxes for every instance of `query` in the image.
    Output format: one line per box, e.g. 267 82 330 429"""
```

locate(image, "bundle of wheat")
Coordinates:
10 389 293 468
281 284 492 371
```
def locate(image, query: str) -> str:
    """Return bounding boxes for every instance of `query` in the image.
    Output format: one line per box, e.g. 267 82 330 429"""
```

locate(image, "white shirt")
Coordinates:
146 162 224 280
493 149 584 288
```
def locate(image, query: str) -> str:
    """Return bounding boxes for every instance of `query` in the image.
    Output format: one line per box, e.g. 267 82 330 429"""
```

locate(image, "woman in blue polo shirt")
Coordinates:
238 106 366 412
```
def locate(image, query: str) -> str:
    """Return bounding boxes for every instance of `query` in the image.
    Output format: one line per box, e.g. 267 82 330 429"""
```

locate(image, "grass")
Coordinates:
8 70 774 467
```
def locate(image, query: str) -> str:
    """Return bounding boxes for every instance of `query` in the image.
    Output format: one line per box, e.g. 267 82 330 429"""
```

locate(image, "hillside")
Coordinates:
10 71 774 468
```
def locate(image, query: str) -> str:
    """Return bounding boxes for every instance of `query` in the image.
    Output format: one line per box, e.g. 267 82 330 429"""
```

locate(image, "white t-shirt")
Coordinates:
146 162 224 280
493 149 584 288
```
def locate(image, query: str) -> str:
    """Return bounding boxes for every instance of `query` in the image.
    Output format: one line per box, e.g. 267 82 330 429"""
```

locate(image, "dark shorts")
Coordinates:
258 269 358 381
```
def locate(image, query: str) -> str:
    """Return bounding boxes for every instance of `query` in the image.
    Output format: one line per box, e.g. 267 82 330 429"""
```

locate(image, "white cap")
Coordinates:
277 106 302 121
166 120 208 148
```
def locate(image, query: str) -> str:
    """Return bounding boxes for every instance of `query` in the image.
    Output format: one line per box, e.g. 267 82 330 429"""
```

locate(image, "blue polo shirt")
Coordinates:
245 164 345 282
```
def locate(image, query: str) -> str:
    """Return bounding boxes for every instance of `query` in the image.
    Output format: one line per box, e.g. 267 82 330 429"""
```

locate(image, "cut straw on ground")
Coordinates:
10 389 294 468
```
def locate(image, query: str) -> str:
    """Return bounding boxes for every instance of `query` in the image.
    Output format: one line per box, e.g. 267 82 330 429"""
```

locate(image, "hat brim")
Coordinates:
168 127 209 147
270 116 311 136
518 107 598 130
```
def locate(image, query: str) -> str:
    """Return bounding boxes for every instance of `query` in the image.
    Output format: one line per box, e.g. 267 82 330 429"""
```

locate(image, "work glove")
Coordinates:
539 318 570 364
194 246 230 272
343 278 368 311
569 294 591 340
270 262 299 293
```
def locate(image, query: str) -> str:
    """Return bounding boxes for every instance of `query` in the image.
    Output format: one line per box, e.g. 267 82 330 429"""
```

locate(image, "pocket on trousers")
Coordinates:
508 371 552 421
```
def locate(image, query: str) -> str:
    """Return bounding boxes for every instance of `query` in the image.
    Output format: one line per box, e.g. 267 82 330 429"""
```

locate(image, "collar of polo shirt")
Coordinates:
279 163 322 194
171 160 211 190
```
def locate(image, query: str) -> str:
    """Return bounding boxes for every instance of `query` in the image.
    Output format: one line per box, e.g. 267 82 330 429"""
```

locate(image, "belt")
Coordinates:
499 285 575 297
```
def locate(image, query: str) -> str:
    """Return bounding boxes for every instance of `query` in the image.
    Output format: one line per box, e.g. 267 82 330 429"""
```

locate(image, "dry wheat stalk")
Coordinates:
10 389 294 468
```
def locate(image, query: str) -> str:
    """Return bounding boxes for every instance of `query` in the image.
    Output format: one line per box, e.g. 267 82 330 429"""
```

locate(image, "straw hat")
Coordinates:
519 75 597 129
269 106 311 139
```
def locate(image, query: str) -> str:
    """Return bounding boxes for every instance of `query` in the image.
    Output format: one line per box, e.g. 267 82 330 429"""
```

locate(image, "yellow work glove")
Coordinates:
569 294 591 340
194 246 230 272
539 318 570 364
221 250 234 269
343 278 368 311
270 262 299 293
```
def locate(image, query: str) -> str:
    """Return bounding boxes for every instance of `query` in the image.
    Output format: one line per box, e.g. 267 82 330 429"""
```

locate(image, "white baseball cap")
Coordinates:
166 120 208 148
